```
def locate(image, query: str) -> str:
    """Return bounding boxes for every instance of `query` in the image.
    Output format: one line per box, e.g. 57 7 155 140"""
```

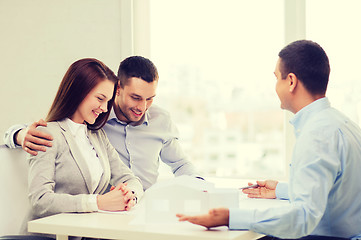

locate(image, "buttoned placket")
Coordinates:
124 125 133 168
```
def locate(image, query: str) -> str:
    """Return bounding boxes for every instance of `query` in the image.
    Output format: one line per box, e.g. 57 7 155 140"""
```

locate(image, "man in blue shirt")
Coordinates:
177 40 361 239
4 56 200 190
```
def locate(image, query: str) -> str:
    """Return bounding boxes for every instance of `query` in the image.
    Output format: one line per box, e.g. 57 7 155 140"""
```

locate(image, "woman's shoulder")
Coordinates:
36 121 65 141
30 121 67 155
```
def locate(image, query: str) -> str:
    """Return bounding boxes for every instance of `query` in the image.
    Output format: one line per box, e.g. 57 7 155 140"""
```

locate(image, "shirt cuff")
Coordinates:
82 194 99 212
228 207 254 230
275 182 289 200
3 124 26 148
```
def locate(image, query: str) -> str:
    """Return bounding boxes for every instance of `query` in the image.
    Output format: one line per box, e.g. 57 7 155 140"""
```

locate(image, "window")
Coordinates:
306 0 361 126
150 0 286 180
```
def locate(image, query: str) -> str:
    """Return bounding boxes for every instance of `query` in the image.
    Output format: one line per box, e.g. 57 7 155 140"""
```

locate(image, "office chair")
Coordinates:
0 236 55 240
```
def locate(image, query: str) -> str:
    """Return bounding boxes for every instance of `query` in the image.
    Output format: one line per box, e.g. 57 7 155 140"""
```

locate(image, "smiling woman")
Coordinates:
46 59 118 130
72 79 114 125
20 58 144 238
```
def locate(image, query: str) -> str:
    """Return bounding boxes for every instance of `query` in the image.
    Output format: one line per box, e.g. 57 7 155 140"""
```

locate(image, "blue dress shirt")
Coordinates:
229 98 361 239
102 105 198 190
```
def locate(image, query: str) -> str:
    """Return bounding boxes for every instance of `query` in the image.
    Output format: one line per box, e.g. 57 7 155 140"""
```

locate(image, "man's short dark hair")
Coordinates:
117 56 159 88
278 40 330 95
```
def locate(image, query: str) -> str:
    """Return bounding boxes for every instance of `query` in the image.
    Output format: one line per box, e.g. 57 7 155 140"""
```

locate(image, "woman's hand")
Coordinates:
97 183 136 211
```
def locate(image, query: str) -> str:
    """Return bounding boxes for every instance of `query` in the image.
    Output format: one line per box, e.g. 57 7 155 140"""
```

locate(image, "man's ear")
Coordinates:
287 73 298 93
116 81 123 96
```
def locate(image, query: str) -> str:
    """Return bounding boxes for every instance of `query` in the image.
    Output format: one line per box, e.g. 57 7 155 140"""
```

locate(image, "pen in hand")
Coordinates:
239 184 259 190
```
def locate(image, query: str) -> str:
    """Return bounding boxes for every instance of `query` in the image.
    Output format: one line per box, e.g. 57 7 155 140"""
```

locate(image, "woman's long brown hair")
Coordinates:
46 58 118 130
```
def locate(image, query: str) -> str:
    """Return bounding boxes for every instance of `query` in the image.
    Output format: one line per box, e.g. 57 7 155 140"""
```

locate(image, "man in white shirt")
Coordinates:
4 56 200 190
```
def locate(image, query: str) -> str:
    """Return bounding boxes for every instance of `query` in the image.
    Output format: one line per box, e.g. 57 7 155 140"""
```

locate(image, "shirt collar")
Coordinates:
64 118 87 137
289 97 331 138
108 107 149 126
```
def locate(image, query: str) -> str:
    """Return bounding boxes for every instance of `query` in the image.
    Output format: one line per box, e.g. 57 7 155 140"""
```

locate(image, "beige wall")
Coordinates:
0 0 124 144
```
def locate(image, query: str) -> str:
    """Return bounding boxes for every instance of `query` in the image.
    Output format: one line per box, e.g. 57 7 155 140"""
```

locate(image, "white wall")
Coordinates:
0 0 124 144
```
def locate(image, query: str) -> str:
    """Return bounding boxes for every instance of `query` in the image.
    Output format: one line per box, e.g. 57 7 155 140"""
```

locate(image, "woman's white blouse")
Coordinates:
65 118 104 193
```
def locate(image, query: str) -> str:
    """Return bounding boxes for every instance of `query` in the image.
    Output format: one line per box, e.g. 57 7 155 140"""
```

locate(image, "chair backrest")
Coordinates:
0 145 29 235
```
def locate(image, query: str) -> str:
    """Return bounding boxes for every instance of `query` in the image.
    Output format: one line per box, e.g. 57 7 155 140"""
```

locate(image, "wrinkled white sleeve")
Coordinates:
3 124 27 148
